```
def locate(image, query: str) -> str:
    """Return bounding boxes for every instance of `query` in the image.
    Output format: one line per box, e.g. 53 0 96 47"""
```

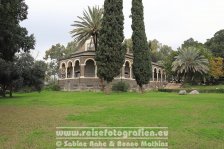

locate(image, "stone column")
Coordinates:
161 71 163 82
122 65 125 78
156 70 159 82
165 74 167 82
65 67 68 79
72 66 75 78
80 64 85 78
152 69 154 82
129 67 132 79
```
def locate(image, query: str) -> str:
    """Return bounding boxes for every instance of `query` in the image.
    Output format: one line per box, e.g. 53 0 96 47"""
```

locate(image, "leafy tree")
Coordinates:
161 51 178 81
16 53 34 87
96 0 125 92
172 47 209 82
65 41 78 55
181 38 212 60
15 53 47 92
181 38 203 49
209 57 224 79
149 39 161 53
0 0 35 61
205 29 224 58
45 61 58 83
44 44 65 83
149 39 161 62
71 6 103 50
0 0 34 97
123 38 133 53
160 45 173 60
148 41 174 81
148 39 173 63
44 44 65 60
31 60 47 92
131 0 152 92
44 42 78 83
0 59 20 97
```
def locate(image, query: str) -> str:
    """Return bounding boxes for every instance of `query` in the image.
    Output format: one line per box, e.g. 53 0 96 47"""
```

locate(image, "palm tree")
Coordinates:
71 6 103 51
172 47 209 81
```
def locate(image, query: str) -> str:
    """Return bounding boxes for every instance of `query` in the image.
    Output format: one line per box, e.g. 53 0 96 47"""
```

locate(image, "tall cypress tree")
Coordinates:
96 0 125 87
131 0 152 92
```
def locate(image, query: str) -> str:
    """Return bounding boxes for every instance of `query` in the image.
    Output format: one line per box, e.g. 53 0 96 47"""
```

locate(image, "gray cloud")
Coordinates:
21 0 224 60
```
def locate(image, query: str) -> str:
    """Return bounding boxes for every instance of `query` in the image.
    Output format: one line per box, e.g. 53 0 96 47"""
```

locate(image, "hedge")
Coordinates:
158 88 224 93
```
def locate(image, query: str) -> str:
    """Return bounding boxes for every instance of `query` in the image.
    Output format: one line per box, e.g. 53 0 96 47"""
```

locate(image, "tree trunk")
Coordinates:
2 90 6 97
93 34 98 51
139 85 144 94
9 88 12 98
203 77 206 84
54 74 56 84
9 82 13 98
100 79 105 91
2 85 6 97
104 82 111 95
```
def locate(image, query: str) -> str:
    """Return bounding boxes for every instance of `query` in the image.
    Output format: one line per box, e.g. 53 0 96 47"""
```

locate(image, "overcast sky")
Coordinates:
21 0 224 60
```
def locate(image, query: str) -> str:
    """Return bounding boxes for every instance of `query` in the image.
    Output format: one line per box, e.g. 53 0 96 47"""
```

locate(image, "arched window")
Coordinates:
84 59 95 77
125 61 130 78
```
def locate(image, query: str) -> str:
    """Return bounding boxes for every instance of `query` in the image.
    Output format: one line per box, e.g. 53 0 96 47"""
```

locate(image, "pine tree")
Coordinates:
96 0 125 89
131 0 152 92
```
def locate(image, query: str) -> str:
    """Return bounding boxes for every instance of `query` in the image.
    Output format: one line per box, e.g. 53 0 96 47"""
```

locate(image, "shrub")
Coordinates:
52 84 61 91
45 83 61 91
20 86 33 93
112 82 129 92
158 88 224 93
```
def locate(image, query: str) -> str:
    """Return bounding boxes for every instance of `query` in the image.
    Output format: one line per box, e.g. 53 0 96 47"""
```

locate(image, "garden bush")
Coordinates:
158 88 224 93
112 82 129 92
45 83 61 91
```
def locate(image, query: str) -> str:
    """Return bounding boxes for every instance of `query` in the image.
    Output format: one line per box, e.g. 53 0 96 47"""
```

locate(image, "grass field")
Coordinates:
0 91 224 149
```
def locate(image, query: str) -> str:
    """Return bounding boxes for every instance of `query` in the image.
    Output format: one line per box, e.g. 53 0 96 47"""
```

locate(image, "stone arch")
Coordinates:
67 61 73 78
124 60 132 66
67 60 73 67
84 58 96 66
60 62 66 69
84 59 95 77
74 59 80 64
74 60 80 78
124 61 131 78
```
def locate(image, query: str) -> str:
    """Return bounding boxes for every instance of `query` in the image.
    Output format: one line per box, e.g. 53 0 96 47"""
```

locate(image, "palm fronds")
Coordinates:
172 47 209 75
71 6 103 50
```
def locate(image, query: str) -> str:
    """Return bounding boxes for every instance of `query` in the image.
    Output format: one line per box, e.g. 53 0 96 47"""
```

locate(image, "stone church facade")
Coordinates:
58 40 167 91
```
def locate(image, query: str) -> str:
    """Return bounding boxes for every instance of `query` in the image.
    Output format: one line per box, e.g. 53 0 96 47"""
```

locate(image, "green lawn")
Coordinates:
0 91 224 149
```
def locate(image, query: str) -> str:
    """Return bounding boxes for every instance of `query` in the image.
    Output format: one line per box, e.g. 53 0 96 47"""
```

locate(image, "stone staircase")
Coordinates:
165 83 182 89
